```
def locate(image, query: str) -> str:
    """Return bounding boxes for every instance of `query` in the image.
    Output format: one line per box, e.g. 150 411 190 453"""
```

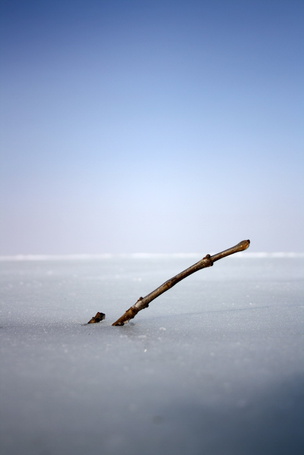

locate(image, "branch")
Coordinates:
112 239 250 326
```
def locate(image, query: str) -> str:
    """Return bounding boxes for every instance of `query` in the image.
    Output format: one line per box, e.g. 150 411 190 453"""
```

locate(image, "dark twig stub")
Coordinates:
87 312 106 324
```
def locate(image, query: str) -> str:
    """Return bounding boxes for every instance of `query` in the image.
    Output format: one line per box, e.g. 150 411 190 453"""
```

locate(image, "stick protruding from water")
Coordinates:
112 239 250 326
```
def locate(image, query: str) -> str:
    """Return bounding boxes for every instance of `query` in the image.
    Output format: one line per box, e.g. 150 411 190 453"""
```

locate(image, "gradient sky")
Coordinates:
1 0 303 254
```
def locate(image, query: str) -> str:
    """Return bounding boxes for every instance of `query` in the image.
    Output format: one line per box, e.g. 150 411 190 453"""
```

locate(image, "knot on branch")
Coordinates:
112 305 139 326
203 254 213 266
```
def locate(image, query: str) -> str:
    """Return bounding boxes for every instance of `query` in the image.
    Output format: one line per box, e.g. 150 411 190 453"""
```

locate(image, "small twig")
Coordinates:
112 239 250 326
87 312 105 324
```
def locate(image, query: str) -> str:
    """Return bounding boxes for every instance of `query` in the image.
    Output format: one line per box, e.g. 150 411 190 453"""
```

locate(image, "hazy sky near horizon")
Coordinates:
1 0 303 254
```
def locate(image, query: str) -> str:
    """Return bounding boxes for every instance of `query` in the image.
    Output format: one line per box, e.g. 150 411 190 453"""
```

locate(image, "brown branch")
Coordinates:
112 239 250 326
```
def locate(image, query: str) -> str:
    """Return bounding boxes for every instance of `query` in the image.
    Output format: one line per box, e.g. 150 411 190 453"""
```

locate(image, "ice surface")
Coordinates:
1 255 304 455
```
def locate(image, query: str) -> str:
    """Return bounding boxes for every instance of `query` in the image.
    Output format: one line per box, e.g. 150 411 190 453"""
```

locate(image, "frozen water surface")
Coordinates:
1 254 304 455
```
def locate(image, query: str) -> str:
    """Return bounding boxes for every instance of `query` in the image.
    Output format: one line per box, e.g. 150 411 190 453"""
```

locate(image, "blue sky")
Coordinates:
1 0 303 254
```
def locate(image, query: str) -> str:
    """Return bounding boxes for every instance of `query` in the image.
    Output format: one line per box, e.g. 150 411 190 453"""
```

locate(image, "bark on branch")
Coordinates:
112 239 250 326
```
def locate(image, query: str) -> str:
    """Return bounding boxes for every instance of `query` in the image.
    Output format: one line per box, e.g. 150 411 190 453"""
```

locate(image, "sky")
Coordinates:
0 0 303 255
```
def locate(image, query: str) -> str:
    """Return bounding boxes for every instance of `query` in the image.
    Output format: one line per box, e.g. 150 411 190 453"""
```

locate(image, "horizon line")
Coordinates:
0 252 304 261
